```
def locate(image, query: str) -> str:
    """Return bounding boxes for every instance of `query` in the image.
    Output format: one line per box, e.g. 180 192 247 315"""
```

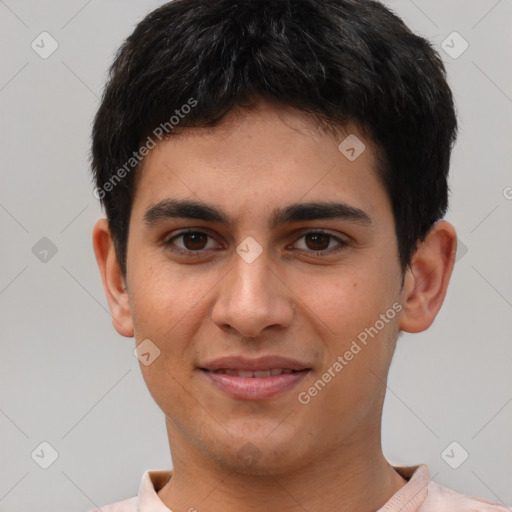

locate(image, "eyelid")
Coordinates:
289 229 349 254
163 228 349 256
163 228 223 254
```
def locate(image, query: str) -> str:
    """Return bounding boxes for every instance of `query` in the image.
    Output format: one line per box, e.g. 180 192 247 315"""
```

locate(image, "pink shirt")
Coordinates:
88 464 509 512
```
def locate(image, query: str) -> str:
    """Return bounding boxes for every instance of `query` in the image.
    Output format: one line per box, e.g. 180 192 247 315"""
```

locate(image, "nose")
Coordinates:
211 246 295 338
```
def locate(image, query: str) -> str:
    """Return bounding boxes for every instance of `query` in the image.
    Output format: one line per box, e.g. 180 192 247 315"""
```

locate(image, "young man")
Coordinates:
89 0 507 511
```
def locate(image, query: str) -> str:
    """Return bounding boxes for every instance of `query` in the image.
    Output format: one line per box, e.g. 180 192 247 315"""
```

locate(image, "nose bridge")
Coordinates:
211 245 293 337
230 246 274 310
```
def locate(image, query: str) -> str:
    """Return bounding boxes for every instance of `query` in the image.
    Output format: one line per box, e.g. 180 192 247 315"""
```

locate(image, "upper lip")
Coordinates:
199 355 311 372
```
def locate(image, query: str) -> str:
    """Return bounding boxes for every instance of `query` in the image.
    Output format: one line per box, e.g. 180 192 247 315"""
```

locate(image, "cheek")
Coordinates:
297 267 393 343
128 262 222 394
129 260 216 337
298 314 397 435
299 270 399 385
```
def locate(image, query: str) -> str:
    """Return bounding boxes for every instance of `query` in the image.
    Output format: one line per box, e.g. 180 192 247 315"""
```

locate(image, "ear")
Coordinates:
92 218 134 338
399 220 457 333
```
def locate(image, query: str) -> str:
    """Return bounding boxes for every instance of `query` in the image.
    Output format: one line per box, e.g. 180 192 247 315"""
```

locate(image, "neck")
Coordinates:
157 426 408 512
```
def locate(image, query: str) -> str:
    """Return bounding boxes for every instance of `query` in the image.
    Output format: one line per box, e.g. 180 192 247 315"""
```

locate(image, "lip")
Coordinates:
200 368 311 400
198 355 312 400
199 355 310 372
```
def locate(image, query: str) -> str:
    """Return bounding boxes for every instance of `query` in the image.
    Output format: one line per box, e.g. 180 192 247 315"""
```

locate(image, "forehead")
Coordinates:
131 101 390 227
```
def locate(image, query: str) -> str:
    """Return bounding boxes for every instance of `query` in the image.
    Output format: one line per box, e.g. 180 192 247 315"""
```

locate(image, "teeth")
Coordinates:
212 368 296 377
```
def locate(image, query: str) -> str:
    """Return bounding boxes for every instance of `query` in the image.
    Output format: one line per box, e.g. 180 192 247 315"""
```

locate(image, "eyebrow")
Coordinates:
143 198 373 229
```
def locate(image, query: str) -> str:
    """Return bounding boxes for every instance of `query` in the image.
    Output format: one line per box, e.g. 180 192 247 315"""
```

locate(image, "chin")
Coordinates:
209 435 313 476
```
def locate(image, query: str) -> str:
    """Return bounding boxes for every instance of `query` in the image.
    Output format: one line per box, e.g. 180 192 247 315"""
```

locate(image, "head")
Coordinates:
92 0 457 475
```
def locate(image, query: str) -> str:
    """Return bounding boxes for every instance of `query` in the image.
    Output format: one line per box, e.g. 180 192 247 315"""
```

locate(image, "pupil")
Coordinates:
307 233 329 250
184 233 207 250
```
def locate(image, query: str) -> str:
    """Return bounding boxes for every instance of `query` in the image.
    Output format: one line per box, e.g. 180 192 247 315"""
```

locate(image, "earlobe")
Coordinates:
92 218 134 338
398 221 457 333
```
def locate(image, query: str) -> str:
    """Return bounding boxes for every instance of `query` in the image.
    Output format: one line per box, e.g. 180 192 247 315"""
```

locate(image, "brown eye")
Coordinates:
292 231 348 256
164 230 218 254
304 232 331 251
181 232 208 250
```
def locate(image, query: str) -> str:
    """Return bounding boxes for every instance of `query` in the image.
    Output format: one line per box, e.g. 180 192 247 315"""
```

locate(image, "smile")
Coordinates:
200 368 310 400
209 368 299 377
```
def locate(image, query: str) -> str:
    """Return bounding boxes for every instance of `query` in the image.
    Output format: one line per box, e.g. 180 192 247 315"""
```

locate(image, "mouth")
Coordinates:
198 354 313 400
203 368 305 377
199 367 311 399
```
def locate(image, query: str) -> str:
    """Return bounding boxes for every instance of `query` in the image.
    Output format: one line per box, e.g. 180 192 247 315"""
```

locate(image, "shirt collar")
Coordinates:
137 469 173 512
137 464 431 512
377 464 431 512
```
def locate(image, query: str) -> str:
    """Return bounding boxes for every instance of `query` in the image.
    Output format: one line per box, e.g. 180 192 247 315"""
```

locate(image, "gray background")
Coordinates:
1 1 511 510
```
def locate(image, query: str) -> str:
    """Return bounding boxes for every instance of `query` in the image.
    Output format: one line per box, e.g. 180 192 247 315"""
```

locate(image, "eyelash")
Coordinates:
163 229 349 257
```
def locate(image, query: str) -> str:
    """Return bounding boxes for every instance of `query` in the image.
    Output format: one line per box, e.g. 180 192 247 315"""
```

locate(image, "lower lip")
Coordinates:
200 369 310 400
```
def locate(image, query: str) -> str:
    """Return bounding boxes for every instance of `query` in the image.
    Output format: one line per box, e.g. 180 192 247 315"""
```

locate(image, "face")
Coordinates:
122 101 408 474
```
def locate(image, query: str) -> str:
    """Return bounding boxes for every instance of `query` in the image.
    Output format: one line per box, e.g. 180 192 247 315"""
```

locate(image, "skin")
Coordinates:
93 100 457 512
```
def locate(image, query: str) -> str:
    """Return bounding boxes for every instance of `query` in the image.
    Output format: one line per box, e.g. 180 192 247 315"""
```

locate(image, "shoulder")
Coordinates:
422 480 510 511
86 496 138 512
